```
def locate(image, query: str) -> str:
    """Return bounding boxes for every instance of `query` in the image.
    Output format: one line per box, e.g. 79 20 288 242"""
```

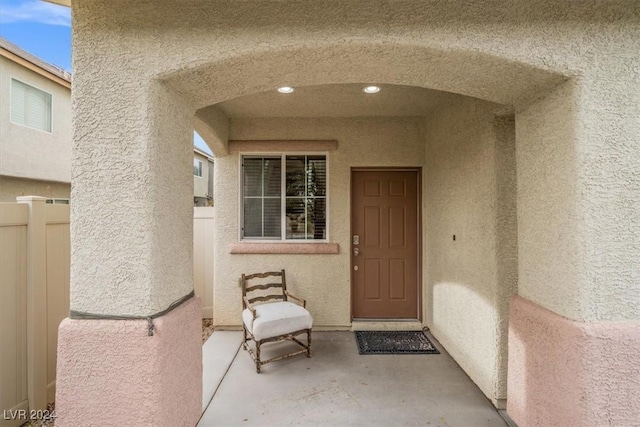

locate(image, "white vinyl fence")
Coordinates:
0 197 69 426
193 207 214 318
0 201 214 426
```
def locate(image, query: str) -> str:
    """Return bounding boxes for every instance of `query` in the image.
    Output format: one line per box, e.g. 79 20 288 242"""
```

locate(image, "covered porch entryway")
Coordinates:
198 332 510 426
53 1 640 426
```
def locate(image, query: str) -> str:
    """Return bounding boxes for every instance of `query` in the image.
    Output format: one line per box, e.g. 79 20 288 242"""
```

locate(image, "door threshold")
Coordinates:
351 320 423 331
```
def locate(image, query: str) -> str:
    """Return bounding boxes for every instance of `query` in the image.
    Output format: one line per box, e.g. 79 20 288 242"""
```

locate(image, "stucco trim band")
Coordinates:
68 290 195 335
228 140 338 152
507 296 640 427
230 242 339 254
55 298 202 427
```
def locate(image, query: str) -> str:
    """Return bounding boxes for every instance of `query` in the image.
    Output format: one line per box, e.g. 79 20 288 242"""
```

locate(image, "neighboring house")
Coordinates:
44 2 639 427
0 37 72 203
1 37 212 204
193 146 214 206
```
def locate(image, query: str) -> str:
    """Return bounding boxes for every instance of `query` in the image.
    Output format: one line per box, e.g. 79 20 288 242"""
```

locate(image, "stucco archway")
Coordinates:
58 2 640 425
160 41 567 112
154 40 566 411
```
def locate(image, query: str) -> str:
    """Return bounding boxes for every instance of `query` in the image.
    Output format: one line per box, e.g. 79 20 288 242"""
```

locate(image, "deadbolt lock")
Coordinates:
352 235 360 245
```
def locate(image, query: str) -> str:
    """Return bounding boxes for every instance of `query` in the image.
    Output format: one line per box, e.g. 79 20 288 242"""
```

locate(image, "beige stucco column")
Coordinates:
509 66 640 426
54 36 202 424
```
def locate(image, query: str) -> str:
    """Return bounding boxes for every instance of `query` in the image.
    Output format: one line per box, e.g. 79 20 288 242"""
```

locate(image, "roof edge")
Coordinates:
194 147 215 160
0 37 71 88
43 0 71 7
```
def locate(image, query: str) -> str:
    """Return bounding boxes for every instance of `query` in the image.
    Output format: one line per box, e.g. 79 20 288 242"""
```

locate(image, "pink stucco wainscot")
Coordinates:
507 295 640 427
55 297 202 427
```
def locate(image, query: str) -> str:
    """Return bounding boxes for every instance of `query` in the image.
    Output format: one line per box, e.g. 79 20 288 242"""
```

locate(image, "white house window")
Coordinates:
46 198 70 205
11 78 52 132
193 159 203 177
242 154 327 240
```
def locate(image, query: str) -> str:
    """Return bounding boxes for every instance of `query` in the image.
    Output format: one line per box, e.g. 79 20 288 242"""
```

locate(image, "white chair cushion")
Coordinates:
243 301 313 341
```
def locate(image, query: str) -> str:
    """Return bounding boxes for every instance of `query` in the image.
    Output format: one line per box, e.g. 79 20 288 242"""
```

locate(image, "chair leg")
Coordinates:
242 327 247 350
307 329 312 357
256 341 262 373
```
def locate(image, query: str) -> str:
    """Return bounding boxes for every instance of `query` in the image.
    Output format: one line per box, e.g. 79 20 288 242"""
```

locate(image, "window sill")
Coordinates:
229 242 340 254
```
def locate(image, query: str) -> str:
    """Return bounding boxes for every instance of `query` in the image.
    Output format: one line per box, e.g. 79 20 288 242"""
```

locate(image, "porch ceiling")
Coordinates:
217 84 468 118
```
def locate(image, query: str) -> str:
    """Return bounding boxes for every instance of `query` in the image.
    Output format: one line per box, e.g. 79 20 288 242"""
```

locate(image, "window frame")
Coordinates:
239 152 329 243
46 198 70 205
193 159 203 177
10 77 53 134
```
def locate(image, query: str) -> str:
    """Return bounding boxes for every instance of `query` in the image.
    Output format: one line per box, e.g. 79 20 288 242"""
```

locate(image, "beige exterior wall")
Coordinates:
195 106 229 157
516 76 640 321
214 107 518 406
516 80 582 319
424 97 517 406
0 56 71 183
0 175 70 203
70 79 195 316
214 117 425 327
71 0 639 322
66 1 639 416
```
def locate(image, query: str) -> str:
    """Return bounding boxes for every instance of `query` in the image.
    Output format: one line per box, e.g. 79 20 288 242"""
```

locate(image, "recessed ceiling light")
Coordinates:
277 86 295 94
363 85 381 94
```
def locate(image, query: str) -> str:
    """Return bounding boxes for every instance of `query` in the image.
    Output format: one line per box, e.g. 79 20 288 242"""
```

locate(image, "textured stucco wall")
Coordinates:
494 115 518 403
0 56 71 183
0 176 70 202
516 80 582 320
517 77 640 322
56 297 202 427
213 117 424 327
70 78 195 315
195 105 229 157
508 296 640 427
64 1 640 424
575 71 640 321
424 97 517 405
72 0 639 321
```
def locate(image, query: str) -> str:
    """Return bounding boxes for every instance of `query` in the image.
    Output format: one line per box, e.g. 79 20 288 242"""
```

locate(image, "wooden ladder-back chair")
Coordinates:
241 270 313 373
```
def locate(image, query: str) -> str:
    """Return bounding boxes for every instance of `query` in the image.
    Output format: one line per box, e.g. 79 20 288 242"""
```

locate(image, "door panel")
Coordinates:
352 170 420 319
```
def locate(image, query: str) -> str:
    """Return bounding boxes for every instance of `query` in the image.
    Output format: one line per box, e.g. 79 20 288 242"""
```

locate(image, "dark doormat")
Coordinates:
355 330 440 355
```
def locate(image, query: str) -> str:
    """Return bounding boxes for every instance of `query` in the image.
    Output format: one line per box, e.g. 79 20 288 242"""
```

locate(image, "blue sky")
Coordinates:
0 0 71 70
0 0 212 155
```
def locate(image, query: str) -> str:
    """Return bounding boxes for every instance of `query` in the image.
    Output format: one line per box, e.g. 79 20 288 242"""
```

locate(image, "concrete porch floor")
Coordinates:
198 331 508 426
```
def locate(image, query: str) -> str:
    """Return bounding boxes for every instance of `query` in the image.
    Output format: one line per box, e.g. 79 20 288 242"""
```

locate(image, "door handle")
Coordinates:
353 247 360 256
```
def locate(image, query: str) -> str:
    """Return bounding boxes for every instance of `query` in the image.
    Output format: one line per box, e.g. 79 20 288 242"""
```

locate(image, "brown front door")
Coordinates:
351 169 420 319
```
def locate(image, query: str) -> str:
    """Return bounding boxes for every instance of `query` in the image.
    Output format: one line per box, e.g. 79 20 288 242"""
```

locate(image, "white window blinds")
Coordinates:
242 154 327 240
243 157 282 239
11 79 52 132
285 155 327 240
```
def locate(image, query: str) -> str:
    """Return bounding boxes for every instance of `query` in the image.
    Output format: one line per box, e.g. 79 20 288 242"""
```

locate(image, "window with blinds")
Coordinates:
193 159 203 177
10 79 52 132
242 154 327 240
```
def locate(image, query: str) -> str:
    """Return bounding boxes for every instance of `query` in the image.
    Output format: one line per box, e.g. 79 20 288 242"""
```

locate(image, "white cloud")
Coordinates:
0 0 71 27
